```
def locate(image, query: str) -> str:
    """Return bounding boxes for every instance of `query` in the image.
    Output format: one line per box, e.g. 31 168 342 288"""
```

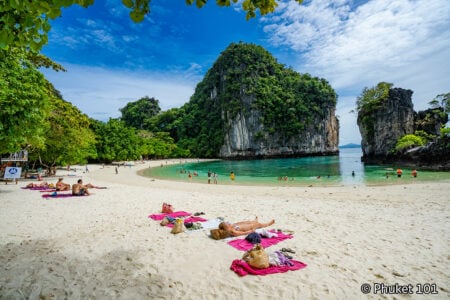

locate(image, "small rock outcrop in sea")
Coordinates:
357 88 415 157
357 87 449 170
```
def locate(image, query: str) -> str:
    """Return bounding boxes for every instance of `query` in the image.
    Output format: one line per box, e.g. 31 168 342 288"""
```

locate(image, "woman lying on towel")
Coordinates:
26 182 49 188
210 217 275 240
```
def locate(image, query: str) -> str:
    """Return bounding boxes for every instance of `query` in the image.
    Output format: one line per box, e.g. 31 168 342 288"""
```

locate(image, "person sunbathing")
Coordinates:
26 182 49 188
72 179 91 196
210 217 275 240
55 178 70 191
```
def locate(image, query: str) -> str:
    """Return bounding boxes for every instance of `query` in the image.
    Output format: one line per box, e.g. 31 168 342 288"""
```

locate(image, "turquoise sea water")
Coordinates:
141 148 450 186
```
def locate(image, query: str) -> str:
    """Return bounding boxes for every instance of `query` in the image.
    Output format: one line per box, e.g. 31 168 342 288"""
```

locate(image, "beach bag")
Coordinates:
242 244 269 269
245 232 261 244
170 218 185 234
160 217 169 226
162 202 174 214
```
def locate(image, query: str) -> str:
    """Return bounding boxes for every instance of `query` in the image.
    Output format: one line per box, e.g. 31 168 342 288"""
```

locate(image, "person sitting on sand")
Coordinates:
55 178 70 191
210 217 275 240
72 179 91 196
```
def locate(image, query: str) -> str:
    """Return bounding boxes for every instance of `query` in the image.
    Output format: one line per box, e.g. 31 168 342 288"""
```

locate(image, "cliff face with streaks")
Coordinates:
357 88 415 158
219 102 339 158
357 87 449 169
180 42 339 158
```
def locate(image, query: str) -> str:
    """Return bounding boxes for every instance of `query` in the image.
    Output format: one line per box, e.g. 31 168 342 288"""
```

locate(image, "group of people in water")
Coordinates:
178 169 236 183
385 168 418 179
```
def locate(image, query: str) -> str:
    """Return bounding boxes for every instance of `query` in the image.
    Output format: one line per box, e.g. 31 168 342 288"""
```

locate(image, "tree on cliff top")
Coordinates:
356 82 393 114
429 93 450 115
0 0 302 53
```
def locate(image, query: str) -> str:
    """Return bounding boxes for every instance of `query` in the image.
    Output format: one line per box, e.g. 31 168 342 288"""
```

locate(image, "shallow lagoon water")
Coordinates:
142 148 450 186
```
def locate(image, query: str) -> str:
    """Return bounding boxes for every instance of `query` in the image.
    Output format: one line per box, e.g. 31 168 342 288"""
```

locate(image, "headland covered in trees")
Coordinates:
1 43 448 173
1 42 340 171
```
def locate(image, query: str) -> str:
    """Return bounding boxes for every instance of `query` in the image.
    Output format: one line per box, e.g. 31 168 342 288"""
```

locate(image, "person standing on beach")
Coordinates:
213 172 218 184
230 171 235 181
207 170 211 184
411 169 418 178
115 166 118 175
396 168 403 178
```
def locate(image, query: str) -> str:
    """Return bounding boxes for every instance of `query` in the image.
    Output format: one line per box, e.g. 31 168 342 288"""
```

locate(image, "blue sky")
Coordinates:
41 0 450 145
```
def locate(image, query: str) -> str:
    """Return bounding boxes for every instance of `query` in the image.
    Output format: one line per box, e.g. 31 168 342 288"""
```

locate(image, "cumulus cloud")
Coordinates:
262 0 450 144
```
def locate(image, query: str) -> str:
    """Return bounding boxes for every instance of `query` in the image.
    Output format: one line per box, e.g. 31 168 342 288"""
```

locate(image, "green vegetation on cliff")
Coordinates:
355 82 393 144
170 42 337 157
1 42 337 165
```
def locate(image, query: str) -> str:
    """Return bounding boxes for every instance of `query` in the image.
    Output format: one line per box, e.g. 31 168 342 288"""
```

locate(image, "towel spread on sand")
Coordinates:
227 231 293 251
200 218 223 230
22 187 55 191
42 193 87 198
230 259 307 276
165 216 208 228
148 211 191 220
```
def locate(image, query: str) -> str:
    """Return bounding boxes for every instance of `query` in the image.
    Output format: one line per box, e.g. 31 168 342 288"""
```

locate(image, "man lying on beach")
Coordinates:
72 179 91 196
210 217 275 240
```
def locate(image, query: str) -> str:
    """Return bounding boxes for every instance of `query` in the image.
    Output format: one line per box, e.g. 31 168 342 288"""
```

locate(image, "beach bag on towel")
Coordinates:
171 218 185 234
162 202 174 214
242 244 269 269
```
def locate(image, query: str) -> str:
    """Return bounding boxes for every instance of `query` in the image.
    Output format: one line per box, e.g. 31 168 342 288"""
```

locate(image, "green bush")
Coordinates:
394 134 425 152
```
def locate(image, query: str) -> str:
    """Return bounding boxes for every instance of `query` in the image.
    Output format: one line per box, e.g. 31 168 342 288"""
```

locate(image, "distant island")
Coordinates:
339 143 361 149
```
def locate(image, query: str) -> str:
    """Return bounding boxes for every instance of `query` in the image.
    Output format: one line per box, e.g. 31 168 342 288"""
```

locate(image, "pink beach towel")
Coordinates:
22 187 55 191
148 211 191 220
165 216 208 228
227 231 293 251
230 259 307 276
42 193 87 198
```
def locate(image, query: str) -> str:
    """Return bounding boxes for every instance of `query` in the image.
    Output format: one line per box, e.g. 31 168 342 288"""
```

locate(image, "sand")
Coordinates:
0 160 449 299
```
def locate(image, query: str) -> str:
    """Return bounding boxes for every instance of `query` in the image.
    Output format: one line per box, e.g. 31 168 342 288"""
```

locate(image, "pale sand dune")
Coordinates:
0 161 449 299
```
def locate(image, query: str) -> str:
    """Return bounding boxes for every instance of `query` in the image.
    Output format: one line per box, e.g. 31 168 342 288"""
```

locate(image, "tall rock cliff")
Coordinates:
357 88 415 158
178 42 339 158
357 86 449 169
220 100 339 157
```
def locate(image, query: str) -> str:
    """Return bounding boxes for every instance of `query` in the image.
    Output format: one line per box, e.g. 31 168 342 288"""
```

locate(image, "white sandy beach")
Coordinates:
0 161 449 299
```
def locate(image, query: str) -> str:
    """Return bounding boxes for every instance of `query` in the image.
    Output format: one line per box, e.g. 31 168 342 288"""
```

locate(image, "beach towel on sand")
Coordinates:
22 187 55 191
230 259 307 276
165 216 208 228
148 211 191 220
42 193 87 198
227 231 293 251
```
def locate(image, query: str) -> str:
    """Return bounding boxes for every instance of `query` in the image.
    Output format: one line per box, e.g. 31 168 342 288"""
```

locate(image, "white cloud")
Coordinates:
41 65 199 121
262 0 450 144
